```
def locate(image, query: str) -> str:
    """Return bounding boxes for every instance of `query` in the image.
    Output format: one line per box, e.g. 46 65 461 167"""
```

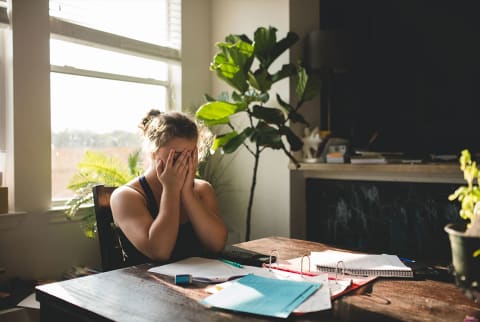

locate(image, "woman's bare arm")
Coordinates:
110 149 188 262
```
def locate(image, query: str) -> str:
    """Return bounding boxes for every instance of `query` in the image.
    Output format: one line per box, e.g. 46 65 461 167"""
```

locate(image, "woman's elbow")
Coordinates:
144 245 173 263
208 229 228 253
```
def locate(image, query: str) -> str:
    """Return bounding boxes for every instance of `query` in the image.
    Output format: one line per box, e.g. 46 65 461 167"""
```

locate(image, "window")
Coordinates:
49 0 181 202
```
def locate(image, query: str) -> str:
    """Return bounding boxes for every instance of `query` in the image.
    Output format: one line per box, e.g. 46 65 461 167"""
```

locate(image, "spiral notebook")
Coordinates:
310 250 414 278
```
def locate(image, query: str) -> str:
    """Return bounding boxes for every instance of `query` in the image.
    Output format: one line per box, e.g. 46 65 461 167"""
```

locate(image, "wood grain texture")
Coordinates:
36 237 480 322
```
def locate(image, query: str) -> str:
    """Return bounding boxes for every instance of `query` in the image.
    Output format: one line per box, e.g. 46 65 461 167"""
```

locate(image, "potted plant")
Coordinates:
446 149 480 301
64 150 143 238
195 26 317 241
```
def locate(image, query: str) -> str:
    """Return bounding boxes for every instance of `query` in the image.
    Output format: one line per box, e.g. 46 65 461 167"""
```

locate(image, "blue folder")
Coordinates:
200 274 321 318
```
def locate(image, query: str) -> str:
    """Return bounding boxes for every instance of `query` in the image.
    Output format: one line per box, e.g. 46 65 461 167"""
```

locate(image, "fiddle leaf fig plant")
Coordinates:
196 26 317 241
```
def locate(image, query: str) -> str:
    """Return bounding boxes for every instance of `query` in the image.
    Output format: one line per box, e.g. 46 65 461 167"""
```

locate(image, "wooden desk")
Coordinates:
36 237 480 322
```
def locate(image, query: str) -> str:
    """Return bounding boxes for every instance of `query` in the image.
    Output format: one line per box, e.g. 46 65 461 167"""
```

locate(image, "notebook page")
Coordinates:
310 250 413 277
148 257 247 282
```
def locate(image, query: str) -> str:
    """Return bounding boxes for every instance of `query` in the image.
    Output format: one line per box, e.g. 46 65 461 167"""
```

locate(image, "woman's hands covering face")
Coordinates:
155 148 198 192
156 149 190 193
182 147 198 196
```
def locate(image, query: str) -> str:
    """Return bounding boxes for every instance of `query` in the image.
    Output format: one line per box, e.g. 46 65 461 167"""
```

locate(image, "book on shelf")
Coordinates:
349 154 387 164
349 150 420 164
326 152 345 163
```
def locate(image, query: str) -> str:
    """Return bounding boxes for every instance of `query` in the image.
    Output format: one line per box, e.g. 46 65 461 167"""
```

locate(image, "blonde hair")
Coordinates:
139 110 199 154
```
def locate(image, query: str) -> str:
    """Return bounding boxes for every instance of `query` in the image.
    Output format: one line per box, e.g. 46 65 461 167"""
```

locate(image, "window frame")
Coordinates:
49 16 181 206
3 0 181 213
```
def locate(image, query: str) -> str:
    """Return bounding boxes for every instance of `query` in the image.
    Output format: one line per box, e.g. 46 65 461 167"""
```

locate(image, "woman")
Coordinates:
110 110 227 264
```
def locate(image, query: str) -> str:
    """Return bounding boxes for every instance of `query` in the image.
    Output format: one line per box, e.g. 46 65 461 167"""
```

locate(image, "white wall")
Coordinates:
181 0 212 115
210 0 291 242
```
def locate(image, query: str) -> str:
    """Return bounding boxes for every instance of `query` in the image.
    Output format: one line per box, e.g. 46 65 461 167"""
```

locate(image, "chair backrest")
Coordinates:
92 184 126 271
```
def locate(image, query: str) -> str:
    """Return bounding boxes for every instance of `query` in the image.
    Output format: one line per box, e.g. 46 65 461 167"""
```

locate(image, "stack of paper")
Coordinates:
148 257 247 283
206 269 332 314
149 257 332 317
200 274 321 318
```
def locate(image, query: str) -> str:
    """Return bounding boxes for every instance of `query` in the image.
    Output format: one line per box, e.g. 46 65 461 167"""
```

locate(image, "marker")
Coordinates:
174 274 192 285
219 258 244 268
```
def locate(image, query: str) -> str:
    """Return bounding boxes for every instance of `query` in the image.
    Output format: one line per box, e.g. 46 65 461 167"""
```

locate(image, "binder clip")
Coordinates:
268 250 279 271
300 254 311 277
335 261 346 284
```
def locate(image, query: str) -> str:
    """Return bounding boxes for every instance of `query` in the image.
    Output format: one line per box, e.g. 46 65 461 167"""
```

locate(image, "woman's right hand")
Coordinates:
156 149 189 193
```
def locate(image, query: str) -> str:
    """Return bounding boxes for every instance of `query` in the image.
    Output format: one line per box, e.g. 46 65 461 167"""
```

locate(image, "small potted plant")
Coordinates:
446 149 480 301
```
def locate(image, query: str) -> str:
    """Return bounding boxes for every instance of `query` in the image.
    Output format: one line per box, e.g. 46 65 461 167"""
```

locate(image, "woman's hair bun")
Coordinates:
139 109 161 133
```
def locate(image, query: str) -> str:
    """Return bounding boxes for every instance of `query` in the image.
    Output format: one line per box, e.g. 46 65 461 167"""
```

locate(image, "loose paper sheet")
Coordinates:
200 274 321 318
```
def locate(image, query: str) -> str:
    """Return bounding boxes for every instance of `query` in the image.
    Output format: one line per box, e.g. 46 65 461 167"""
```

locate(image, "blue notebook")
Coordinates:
200 274 321 318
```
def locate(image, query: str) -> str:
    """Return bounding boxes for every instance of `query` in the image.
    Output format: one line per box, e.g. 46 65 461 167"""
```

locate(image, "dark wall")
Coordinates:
320 0 480 155
306 179 463 262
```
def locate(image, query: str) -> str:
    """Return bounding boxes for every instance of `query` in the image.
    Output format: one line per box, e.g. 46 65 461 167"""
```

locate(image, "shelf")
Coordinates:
289 162 464 184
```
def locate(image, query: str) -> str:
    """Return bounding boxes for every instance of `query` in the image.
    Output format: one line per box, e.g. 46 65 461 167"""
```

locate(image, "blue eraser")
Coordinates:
174 274 192 285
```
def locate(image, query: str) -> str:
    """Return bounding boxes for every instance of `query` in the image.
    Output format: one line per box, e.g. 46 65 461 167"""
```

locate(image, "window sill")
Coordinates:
0 205 92 230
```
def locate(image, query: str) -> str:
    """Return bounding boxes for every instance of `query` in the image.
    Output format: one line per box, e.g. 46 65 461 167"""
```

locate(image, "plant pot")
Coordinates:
444 223 480 302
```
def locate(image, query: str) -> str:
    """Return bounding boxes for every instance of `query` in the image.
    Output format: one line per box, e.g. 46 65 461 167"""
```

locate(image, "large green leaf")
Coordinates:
288 110 309 125
276 94 293 113
248 68 272 92
226 34 252 45
218 40 254 71
271 63 297 84
223 127 254 153
211 53 248 93
196 101 241 126
295 65 308 100
251 123 283 149
295 65 318 102
251 105 285 124
253 27 299 69
211 39 255 93
253 26 278 68
212 131 238 151
272 31 300 63
280 125 303 151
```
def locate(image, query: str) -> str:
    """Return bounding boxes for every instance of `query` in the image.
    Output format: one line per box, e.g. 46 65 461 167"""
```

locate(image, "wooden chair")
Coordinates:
92 184 126 271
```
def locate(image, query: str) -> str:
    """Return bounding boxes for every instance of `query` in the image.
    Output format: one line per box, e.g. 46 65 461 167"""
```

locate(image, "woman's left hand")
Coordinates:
181 147 198 198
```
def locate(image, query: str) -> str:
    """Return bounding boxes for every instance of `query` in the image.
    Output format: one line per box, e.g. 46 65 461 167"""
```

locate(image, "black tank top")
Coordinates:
116 175 204 266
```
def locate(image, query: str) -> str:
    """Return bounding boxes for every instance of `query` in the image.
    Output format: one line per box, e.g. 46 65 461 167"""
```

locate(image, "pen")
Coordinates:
399 257 416 264
219 258 244 268
261 264 318 277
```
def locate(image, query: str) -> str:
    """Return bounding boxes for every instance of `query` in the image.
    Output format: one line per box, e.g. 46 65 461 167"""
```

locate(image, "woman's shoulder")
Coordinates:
193 178 217 200
111 179 144 203
193 178 214 190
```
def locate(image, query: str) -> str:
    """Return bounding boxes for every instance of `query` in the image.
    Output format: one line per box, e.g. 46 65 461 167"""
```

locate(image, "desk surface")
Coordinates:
36 237 480 322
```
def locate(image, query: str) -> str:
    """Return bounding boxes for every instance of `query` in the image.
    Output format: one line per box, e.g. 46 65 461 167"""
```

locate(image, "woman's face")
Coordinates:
153 137 197 164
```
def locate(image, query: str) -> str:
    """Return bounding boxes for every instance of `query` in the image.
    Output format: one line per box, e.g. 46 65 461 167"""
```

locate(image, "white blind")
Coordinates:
49 0 181 50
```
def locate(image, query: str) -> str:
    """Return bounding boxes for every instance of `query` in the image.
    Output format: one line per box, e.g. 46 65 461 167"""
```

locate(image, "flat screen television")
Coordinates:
322 0 480 156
